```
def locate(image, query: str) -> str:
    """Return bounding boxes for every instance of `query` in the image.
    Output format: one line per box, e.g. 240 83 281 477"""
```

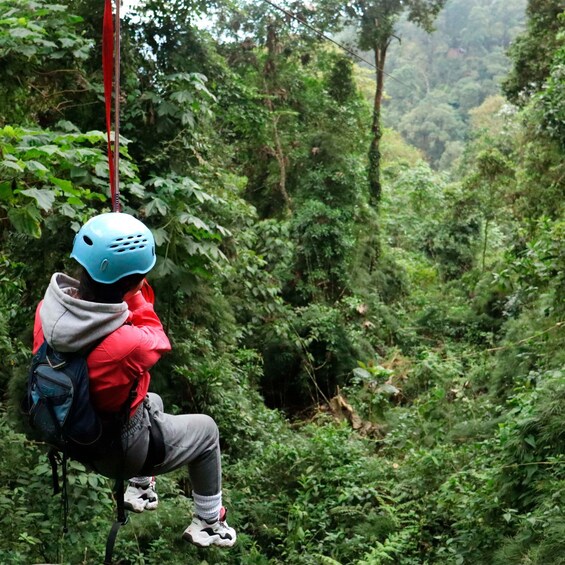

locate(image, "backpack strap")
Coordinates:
47 448 70 533
47 449 60 494
61 449 69 533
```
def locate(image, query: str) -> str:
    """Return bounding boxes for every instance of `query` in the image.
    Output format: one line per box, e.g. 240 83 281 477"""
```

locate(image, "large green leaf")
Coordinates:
50 176 76 194
1 160 24 172
20 188 55 211
0 182 12 201
25 160 49 174
145 198 169 217
8 206 41 238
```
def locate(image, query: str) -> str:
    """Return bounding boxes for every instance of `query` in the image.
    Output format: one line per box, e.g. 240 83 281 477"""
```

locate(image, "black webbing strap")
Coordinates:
44 399 70 534
47 447 69 533
61 450 70 533
104 479 128 565
103 379 138 564
48 449 60 494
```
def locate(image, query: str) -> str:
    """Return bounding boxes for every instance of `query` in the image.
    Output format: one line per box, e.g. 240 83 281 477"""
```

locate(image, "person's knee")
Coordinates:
147 392 164 412
200 414 219 445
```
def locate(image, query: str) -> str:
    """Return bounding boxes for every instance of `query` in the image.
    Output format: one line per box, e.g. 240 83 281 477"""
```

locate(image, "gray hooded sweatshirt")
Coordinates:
40 273 129 352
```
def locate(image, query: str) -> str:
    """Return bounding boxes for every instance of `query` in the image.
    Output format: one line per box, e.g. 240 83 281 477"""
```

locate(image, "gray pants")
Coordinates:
92 393 221 496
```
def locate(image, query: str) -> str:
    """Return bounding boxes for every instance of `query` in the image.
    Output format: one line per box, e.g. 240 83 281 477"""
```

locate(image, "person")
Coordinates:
32 212 236 548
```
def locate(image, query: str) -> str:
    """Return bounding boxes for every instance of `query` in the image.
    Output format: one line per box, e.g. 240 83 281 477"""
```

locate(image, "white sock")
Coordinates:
130 476 152 488
193 491 222 522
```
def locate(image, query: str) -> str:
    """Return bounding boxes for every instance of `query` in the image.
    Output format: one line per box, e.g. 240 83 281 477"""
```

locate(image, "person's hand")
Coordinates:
123 279 145 301
140 279 155 304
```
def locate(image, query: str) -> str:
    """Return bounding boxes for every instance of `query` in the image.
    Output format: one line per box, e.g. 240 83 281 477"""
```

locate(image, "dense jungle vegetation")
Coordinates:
1 0 564 563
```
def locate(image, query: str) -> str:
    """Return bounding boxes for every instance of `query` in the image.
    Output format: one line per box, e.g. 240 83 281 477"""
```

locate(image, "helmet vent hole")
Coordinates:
83 235 93 246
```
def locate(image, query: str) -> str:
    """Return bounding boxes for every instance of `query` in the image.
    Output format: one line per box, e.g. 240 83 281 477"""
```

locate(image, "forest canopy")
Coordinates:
0 0 564 563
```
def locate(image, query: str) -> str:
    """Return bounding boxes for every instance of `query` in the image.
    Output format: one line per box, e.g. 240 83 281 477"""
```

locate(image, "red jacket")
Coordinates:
33 284 171 415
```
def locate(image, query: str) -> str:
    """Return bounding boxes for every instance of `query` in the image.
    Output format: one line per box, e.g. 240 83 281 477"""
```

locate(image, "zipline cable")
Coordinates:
260 0 414 90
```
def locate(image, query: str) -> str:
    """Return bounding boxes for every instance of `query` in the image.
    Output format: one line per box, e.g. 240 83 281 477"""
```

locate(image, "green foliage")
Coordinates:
536 39 565 148
125 71 217 175
230 419 399 564
502 0 565 105
0 0 93 126
497 369 565 510
398 95 466 168
1 0 564 563
252 298 375 412
382 162 446 253
511 125 565 221
506 219 565 313
139 173 229 294
0 124 114 237
327 55 357 104
171 325 284 459
382 0 527 169
384 166 482 283
344 0 447 52
0 408 117 564
290 200 355 302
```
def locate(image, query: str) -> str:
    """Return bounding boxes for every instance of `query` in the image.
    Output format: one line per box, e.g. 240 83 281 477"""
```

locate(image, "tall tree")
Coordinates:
343 0 446 205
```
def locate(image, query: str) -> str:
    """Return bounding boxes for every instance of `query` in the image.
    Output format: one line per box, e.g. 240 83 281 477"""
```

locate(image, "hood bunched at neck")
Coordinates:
40 273 129 353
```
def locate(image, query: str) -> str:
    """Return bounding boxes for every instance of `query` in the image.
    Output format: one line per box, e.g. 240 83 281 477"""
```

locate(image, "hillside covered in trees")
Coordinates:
0 0 564 563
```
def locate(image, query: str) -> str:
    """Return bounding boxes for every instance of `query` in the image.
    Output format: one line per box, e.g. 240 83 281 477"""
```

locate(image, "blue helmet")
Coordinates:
71 213 156 284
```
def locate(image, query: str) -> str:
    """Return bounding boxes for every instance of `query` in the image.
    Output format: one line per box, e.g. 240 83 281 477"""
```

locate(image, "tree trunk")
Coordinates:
263 24 292 214
266 104 292 213
482 217 489 272
368 43 387 207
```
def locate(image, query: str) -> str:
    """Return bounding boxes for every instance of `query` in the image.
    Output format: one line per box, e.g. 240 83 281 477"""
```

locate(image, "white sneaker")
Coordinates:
124 477 158 513
182 507 236 547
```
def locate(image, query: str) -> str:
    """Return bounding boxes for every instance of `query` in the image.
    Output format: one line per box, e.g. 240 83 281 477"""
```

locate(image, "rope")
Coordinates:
102 0 121 212
102 0 115 202
113 0 121 213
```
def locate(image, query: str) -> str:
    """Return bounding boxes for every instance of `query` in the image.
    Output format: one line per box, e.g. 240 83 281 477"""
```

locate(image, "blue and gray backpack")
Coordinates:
27 340 104 460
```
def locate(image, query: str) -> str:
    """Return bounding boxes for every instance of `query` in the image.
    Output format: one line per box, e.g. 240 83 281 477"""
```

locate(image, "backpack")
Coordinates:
25 339 137 564
27 340 107 461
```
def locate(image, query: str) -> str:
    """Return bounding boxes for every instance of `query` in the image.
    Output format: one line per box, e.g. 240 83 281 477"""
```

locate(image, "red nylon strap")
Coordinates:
102 0 116 209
